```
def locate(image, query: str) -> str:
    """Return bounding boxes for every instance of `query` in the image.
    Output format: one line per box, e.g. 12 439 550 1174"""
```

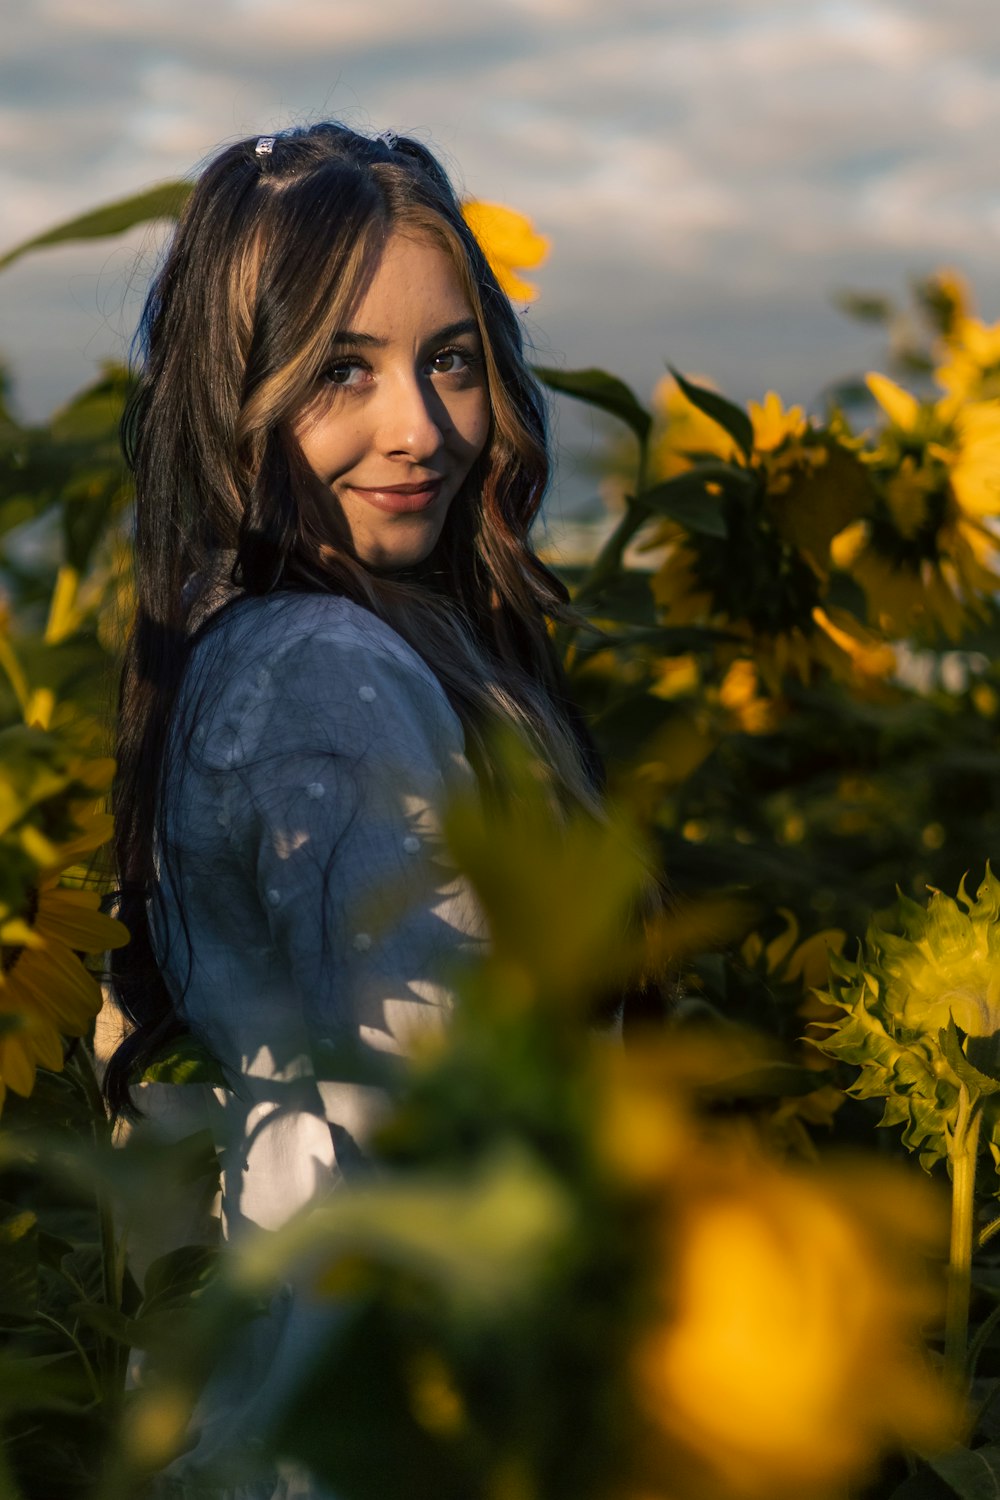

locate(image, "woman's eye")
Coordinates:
323 359 368 388
429 346 477 376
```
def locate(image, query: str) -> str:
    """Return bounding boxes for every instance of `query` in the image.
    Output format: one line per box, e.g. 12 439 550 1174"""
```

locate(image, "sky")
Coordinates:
3 0 1000 523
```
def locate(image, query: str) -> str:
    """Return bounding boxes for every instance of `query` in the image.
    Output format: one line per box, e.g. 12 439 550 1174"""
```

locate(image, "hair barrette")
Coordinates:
376 130 398 150
255 137 276 157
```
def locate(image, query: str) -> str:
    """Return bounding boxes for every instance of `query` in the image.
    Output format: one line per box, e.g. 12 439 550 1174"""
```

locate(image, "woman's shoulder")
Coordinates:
180 591 462 763
193 591 445 700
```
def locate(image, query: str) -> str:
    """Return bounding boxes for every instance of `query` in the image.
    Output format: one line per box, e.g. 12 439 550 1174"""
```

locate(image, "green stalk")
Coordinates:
944 1089 981 1388
555 438 651 663
66 1043 126 1416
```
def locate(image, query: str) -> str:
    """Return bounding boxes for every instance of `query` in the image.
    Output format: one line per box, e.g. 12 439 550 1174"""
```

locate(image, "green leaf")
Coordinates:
0 180 193 272
668 368 755 461
938 1022 1000 1101
233 1146 572 1310
139 1244 220 1319
574 568 657 628
0 1351 84 1416
926 1443 1000 1498
639 465 752 538
889 1469 964 1498
533 365 652 445
832 290 896 326
138 1033 229 1088
68 1299 146 1349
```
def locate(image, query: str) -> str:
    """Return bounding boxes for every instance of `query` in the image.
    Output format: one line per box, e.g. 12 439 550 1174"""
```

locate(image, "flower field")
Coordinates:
2 190 1000 1497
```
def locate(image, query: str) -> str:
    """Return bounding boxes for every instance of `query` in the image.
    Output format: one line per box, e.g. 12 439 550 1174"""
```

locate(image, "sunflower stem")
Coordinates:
555 436 651 664
945 1089 981 1390
66 1041 126 1416
978 1212 1000 1252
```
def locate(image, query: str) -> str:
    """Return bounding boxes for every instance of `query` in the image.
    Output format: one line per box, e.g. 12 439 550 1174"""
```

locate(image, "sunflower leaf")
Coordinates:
668 368 755 461
639 470 732 538
938 1022 1000 1099
533 366 651 444
138 1034 229 1088
0 180 193 272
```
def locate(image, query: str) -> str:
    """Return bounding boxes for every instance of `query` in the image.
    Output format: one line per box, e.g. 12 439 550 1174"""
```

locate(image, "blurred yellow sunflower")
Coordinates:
460 200 550 302
831 373 1000 641
0 809 128 1110
936 315 1000 403
634 1146 959 1500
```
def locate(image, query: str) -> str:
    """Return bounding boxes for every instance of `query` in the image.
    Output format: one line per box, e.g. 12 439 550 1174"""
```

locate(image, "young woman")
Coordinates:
105 122 613 1495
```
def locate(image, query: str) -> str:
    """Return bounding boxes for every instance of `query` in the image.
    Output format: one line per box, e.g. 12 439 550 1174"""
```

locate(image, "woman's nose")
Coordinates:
376 371 445 460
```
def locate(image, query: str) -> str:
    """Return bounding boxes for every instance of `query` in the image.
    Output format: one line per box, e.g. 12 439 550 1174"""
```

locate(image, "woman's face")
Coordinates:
291 230 491 570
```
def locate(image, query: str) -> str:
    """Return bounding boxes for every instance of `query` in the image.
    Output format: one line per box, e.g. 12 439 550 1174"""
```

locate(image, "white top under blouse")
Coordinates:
147 591 488 1499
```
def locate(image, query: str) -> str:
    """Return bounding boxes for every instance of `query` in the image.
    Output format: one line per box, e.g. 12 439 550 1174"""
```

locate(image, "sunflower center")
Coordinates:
868 484 951 568
1 887 39 976
689 491 824 635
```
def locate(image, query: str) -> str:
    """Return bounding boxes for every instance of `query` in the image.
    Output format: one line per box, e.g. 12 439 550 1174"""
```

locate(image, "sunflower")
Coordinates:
0 809 128 1111
830 374 1000 642
936 315 1000 403
813 866 1000 1173
740 910 847 1159
649 388 890 693
460 200 549 302
634 1144 957 1500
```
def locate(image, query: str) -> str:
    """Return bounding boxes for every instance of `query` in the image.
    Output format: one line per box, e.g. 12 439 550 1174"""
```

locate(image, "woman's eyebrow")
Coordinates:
329 318 481 349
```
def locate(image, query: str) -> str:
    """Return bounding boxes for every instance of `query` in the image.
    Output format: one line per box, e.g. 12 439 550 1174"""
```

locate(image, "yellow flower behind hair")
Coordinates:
461 200 550 302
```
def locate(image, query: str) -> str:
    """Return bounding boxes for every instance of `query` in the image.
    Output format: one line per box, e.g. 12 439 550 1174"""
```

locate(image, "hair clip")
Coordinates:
376 130 398 150
255 137 276 157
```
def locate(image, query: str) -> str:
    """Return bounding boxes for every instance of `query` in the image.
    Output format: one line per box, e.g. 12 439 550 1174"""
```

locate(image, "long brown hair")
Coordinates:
106 124 607 1113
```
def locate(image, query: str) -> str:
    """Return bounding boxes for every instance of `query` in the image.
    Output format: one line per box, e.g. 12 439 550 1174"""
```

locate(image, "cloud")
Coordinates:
3 0 1000 448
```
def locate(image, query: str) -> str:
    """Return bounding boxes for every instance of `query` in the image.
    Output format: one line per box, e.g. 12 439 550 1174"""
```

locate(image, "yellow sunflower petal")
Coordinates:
830 520 868 571
6 942 102 1035
461 200 550 302
866 373 921 433
785 930 846 989
765 910 800 973
35 887 129 954
0 1033 38 1097
748 392 806 453
812 607 895 678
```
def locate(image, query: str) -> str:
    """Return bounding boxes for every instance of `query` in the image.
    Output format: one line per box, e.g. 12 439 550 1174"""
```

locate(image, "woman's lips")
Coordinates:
348 479 444 514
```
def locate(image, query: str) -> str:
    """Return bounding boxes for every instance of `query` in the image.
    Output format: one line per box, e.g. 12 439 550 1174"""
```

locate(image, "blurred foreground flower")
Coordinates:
461 200 549 302
632 1136 959 1500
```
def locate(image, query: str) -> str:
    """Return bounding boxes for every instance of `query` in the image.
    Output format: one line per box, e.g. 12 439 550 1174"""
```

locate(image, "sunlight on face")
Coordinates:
291 232 491 570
